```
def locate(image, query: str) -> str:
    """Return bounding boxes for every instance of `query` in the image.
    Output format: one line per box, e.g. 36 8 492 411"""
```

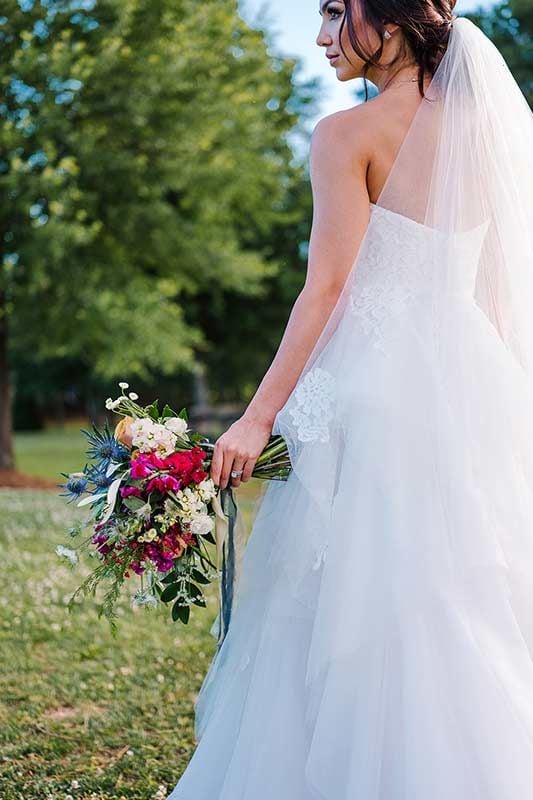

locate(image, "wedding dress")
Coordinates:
166 16 533 799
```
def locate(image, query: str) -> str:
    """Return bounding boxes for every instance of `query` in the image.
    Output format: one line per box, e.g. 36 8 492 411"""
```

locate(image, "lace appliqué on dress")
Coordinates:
288 366 336 443
349 285 409 354
349 205 437 353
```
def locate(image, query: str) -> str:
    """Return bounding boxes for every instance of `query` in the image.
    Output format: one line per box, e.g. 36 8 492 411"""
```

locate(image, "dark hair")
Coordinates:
341 0 457 100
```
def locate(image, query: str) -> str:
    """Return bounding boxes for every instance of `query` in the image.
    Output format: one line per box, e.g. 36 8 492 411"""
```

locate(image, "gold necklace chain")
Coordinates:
383 77 420 91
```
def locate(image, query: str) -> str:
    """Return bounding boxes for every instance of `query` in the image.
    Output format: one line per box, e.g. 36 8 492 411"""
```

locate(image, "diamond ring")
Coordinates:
230 469 243 478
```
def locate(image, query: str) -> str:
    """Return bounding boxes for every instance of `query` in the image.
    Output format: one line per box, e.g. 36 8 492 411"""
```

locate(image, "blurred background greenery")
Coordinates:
0 1 532 797
1 0 531 478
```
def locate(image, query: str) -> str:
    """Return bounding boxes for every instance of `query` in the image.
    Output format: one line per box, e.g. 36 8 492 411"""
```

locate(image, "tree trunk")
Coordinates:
193 366 211 414
0 289 14 470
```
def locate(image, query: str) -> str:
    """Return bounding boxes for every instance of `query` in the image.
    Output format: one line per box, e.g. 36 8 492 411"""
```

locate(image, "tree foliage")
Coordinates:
468 0 533 107
1 0 315 380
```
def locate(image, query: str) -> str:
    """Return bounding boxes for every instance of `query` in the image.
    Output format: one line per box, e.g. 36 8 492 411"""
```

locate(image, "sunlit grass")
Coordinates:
14 423 90 482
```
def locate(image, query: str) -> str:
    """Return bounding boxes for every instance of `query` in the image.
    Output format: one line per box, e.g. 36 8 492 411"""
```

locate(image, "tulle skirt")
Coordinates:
166 296 533 799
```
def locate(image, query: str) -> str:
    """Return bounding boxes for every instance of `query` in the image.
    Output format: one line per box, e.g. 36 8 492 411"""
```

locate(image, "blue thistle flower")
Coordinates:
85 462 115 491
58 471 89 503
80 420 130 466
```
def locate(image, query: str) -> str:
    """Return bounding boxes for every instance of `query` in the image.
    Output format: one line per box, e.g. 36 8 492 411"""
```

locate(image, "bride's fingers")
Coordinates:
219 448 237 490
241 458 255 483
229 456 247 489
210 440 225 488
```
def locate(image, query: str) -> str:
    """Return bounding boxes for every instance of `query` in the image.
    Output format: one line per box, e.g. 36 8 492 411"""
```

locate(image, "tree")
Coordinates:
468 0 533 107
0 0 315 468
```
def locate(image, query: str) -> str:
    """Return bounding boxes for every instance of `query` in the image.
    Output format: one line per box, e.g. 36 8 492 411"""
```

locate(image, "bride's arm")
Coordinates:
210 111 372 489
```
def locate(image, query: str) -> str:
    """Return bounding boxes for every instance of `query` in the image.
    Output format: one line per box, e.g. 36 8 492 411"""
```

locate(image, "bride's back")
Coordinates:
338 81 432 203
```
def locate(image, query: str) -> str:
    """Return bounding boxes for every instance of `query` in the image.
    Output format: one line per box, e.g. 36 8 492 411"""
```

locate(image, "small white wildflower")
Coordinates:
138 527 159 543
105 397 121 411
128 392 139 400
131 590 158 609
55 544 78 565
70 779 80 789
118 381 129 389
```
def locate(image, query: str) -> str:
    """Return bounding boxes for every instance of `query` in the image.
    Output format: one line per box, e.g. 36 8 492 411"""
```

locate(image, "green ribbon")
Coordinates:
210 487 247 650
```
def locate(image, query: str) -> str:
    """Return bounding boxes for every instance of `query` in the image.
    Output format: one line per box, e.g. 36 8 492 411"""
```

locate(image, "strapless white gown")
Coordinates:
166 202 533 799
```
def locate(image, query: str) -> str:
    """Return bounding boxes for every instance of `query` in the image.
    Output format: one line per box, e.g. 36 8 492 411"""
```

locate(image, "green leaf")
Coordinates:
178 407 189 422
160 583 180 603
172 601 190 624
145 400 160 421
185 582 203 599
122 495 145 511
161 403 177 419
191 568 211 584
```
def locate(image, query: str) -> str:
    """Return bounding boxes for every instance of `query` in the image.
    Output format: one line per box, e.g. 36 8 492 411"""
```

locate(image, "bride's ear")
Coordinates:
383 23 401 39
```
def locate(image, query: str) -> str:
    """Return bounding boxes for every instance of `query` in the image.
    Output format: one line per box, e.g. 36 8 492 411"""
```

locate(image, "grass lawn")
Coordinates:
1 428 264 799
14 423 101 483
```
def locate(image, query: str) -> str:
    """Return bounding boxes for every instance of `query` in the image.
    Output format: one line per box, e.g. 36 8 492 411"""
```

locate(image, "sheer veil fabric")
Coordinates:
167 17 533 800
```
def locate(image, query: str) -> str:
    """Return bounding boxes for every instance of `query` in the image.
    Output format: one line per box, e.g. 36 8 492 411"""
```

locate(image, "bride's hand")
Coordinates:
210 415 273 490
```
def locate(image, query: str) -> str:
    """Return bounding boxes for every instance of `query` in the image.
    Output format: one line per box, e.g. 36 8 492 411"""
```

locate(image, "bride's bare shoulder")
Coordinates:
310 99 387 170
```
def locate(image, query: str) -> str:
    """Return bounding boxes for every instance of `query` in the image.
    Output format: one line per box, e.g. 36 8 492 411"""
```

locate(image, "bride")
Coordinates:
167 2 533 798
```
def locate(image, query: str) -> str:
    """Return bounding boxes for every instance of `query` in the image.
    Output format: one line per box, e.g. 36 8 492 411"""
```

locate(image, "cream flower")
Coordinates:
189 514 214 537
164 416 188 437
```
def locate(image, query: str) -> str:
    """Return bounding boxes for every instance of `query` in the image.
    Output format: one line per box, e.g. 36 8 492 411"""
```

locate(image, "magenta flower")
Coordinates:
146 474 181 494
120 485 143 498
130 454 156 479
92 532 113 556
145 543 175 573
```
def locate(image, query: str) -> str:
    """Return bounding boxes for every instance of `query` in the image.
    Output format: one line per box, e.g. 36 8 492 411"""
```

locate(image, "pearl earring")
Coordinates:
384 29 392 40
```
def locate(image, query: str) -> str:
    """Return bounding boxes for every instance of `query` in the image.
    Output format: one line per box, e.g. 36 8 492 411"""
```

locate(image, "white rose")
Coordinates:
164 416 188 437
190 514 214 537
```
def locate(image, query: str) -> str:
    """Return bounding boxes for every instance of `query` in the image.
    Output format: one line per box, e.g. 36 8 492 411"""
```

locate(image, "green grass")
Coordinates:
1 434 264 799
15 424 90 482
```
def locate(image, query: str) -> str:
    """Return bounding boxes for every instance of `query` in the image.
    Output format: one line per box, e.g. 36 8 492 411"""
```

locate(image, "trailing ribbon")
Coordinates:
209 487 247 650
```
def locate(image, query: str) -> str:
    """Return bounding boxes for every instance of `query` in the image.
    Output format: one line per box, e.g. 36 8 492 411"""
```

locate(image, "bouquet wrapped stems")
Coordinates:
201 435 292 482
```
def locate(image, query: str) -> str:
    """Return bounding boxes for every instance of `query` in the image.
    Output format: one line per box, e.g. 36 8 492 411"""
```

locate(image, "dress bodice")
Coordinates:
348 203 491 351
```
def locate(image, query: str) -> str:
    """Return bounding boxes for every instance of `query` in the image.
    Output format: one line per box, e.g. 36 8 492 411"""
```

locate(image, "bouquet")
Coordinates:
57 382 291 643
